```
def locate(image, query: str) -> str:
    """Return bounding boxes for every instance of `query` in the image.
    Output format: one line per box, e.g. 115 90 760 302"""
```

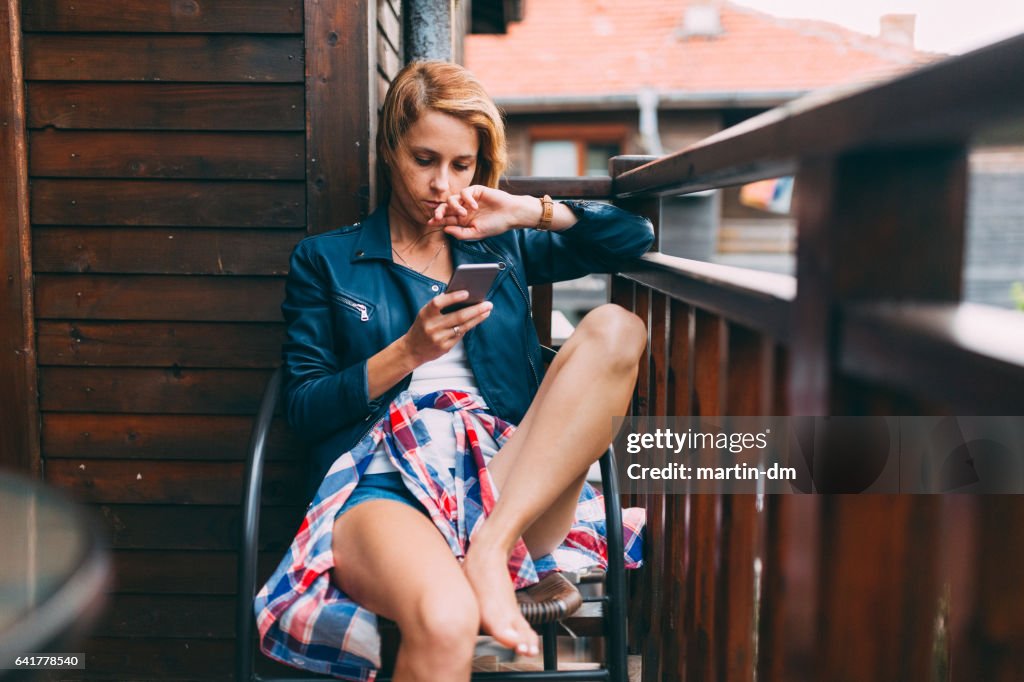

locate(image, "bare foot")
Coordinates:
461 543 539 656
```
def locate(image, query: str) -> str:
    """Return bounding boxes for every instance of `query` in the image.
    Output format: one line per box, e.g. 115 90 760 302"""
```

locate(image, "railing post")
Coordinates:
790 147 967 681
610 155 666 682
790 147 967 414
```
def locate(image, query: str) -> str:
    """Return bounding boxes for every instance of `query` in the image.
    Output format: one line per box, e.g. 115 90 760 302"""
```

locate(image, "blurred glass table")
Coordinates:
0 471 111 678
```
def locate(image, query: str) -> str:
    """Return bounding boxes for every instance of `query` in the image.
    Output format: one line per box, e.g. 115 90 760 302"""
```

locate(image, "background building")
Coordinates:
467 0 1024 319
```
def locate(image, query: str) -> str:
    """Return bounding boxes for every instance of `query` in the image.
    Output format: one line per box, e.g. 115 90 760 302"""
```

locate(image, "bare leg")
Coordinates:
463 304 646 653
332 501 480 682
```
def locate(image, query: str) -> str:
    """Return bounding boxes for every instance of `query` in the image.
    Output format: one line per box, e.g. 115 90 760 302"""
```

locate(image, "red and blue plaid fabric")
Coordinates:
254 390 645 680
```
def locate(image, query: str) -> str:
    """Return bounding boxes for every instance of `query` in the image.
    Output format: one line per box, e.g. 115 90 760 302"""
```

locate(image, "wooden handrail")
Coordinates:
499 176 611 199
622 253 795 343
841 302 1024 412
613 33 1024 197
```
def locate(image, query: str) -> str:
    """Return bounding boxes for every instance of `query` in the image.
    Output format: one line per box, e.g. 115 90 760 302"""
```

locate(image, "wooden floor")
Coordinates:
472 652 641 680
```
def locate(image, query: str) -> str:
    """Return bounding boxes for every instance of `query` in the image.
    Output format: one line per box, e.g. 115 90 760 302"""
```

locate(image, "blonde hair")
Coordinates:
377 61 507 200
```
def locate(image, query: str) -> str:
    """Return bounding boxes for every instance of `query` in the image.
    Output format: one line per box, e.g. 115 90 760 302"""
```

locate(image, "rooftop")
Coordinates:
466 0 944 104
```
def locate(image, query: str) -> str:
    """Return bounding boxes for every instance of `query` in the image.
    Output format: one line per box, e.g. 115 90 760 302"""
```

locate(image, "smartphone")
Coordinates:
441 263 502 314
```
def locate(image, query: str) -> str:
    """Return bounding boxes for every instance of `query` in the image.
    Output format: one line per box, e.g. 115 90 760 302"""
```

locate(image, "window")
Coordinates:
529 125 628 177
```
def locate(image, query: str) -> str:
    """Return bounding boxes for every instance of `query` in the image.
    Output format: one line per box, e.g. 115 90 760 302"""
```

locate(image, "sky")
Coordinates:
735 0 1024 54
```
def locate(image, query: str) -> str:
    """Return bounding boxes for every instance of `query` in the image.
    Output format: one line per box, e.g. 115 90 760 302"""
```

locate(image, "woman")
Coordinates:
255 61 653 681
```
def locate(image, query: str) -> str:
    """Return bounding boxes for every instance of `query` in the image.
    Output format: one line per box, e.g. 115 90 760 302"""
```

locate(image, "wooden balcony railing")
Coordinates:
505 33 1024 682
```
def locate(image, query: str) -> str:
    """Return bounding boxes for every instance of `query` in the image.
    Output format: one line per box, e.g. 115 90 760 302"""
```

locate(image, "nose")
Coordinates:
430 166 449 194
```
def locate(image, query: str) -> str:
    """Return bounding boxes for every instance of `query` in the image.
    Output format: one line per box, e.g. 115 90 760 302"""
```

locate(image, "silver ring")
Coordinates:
452 325 461 337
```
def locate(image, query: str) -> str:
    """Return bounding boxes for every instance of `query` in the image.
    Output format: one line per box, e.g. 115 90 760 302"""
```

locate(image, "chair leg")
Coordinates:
541 621 558 670
600 448 629 682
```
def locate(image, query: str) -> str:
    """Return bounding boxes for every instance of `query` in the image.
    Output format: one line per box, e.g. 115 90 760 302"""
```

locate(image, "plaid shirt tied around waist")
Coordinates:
254 390 645 681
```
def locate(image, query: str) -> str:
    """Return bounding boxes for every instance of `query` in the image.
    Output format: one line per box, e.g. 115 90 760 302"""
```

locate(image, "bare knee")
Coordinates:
577 304 646 367
401 585 480 657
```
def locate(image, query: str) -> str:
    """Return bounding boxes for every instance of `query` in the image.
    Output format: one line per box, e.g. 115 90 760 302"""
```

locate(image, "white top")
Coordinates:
364 339 495 474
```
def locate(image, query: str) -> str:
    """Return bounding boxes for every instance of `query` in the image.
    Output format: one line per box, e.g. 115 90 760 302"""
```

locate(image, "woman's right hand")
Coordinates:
399 290 493 366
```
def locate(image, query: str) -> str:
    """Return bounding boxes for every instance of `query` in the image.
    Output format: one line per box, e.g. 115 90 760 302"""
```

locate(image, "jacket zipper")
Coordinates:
480 243 541 390
334 293 370 322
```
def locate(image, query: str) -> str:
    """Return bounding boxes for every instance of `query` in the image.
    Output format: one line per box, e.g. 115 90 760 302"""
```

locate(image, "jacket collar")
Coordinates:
350 205 393 263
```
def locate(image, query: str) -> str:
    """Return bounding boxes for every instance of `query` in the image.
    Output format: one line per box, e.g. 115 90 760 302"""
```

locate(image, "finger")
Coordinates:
437 304 491 341
427 213 459 227
450 301 493 325
460 187 479 211
446 195 469 217
431 289 470 306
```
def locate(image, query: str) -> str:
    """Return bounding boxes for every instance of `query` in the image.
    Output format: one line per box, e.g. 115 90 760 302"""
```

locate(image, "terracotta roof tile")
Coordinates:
465 0 943 100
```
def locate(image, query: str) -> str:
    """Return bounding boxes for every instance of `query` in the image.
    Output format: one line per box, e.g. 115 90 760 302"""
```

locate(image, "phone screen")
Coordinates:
442 263 501 314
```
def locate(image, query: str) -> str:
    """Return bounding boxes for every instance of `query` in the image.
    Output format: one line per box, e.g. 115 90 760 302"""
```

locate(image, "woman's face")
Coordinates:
389 109 479 232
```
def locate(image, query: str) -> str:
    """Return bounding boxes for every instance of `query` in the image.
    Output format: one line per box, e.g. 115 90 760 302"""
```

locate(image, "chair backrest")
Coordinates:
235 367 284 682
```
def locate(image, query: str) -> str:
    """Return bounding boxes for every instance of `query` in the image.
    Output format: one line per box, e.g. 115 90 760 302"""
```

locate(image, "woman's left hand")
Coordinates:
428 186 540 240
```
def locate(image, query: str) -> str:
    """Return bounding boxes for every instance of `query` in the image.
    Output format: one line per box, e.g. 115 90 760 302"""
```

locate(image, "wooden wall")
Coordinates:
11 0 384 678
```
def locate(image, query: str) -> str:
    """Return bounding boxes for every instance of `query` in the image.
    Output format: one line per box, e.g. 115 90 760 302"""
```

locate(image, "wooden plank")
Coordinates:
648 292 668 416
714 323 767 679
307 0 372 230
661 493 687 680
31 179 304 227
39 367 272 413
531 284 553 347
841 302 1024 414
968 498 1024 681
376 26 400 83
37 321 285 368
727 322 774 416
35 275 285 321
634 286 651 415
685 494 720 682
22 0 302 33
609 275 633 310
42 414 301 460
639 494 667 682
667 300 693 417
715 494 757 680
93 594 235 638
817 497 940 681
47 459 304 505
757 496 820 682
0 0 41 473
83 637 234 680
942 496 976 682
377 0 401 61
694 310 725 418
30 130 304 179
27 82 304 131
110 550 282 595
790 149 966 414
33 228 301 275
614 35 1024 197
97 504 302 550
500 176 612 200
24 34 303 82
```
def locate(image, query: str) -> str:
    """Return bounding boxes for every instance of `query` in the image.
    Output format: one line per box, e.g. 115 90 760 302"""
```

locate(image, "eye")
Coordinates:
453 162 472 172
414 157 432 167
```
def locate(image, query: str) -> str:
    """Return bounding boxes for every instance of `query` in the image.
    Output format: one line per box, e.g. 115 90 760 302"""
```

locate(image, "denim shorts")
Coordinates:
335 472 429 519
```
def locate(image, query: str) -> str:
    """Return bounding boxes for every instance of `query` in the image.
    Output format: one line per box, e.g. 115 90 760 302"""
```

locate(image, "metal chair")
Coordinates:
236 360 630 681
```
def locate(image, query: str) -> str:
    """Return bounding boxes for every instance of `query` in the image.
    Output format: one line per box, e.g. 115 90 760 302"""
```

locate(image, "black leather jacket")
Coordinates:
281 200 654 490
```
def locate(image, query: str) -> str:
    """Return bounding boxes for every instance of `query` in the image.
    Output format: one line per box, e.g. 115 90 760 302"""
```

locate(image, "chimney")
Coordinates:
679 0 723 39
879 14 915 48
